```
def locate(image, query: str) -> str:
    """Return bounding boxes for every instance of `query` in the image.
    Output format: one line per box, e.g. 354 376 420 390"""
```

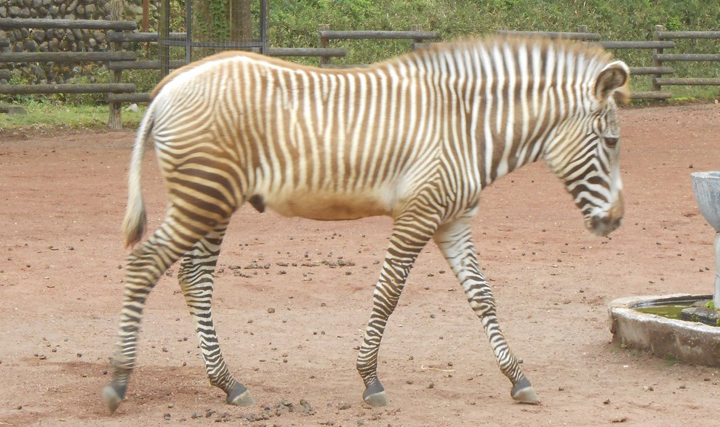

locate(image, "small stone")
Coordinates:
267 308 275 314
76 353 82 358
357 419 365 425
603 399 610 405
338 403 351 410
164 413 171 420
427 382 434 389
643 386 653 391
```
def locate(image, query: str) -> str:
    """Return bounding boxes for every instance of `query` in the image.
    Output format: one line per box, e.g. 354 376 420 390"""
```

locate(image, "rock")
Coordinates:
20 7 30 17
32 0 41 8
125 103 139 112
8 6 21 16
32 29 45 43
0 6 7 18
85 4 96 15
680 306 720 327
24 40 38 51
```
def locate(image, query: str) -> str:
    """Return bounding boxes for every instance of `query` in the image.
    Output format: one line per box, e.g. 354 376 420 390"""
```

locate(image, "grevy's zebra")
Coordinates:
103 36 629 413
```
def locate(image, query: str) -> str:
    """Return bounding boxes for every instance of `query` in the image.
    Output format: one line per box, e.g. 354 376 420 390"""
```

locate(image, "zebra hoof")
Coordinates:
227 383 255 407
362 381 389 407
511 377 539 405
102 383 127 414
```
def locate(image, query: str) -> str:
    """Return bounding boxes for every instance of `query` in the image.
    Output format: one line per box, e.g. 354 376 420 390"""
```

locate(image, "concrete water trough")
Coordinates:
609 294 720 367
608 171 720 367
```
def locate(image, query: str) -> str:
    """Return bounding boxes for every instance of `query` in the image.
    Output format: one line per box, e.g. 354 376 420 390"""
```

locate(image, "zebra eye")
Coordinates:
604 136 619 148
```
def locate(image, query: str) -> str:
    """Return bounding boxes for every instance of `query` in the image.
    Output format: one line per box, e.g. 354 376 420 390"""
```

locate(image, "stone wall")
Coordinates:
0 0 157 85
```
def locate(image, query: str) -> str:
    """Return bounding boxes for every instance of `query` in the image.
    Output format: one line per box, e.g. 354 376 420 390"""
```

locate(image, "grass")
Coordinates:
0 100 147 131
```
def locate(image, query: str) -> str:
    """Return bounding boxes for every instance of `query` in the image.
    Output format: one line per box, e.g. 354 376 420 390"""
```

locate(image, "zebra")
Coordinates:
102 36 629 413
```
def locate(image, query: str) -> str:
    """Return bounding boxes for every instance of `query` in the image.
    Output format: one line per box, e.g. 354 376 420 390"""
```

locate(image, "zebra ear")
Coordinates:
595 61 630 103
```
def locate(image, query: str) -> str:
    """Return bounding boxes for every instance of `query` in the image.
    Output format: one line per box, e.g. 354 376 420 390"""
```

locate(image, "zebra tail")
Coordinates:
122 102 154 248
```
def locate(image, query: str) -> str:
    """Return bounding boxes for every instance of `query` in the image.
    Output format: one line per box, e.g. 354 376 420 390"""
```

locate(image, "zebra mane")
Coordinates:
151 35 619 101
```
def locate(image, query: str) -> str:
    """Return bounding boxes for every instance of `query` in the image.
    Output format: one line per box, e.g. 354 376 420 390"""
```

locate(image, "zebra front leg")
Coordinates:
103 212 221 413
357 211 440 407
434 216 539 404
178 219 254 407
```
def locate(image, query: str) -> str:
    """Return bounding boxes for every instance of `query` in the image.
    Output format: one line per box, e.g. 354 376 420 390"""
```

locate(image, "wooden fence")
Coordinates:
317 25 438 68
652 27 720 94
1 20 718 128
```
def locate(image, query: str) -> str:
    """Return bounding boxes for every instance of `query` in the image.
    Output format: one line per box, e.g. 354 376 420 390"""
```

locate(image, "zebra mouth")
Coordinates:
587 214 622 237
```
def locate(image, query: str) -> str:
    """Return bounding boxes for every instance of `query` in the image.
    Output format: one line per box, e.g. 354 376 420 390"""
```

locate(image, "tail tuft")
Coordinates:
122 199 146 248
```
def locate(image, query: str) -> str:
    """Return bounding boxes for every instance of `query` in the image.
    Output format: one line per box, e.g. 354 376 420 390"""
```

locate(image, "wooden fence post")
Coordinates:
653 25 666 98
318 24 330 67
108 0 123 130
410 24 424 46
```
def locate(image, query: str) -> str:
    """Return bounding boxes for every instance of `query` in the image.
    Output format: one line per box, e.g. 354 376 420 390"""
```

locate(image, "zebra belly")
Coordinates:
262 189 393 221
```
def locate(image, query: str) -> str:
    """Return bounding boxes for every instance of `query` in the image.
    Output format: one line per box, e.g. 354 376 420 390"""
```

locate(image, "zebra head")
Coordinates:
545 60 630 237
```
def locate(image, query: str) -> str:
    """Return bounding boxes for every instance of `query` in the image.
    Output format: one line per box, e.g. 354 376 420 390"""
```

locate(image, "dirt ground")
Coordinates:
1 104 719 427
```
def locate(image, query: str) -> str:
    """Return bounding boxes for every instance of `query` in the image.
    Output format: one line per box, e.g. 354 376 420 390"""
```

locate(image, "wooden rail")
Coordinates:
0 18 137 31
630 66 674 75
0 52 136 63
629 91 672 100
598 41 675 49
654 54 720 62
0 84 136 95
107 93 152 103
654 31 720 40
496 30 601 41
318 30 437 40
654 78 720 86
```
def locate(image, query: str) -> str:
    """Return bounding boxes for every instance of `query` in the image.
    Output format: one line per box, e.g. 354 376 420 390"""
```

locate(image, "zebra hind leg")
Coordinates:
177 219 254 407
356 210 440 407
434 216 539 405
103 211 226 413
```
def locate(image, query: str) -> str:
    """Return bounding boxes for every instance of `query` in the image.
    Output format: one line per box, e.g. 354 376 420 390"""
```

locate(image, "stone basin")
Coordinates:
609 294 720 367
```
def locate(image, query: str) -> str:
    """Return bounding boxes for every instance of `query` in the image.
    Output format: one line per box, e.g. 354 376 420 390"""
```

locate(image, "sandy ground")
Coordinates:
1 104 720 427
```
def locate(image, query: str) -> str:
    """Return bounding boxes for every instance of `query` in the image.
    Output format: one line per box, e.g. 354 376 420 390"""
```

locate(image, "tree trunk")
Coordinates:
230 0 252 41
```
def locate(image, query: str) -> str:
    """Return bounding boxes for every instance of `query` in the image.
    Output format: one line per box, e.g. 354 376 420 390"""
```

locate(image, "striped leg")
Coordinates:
103 211 220 413
357 210 440 407
177 219 254 407
434 215 539 404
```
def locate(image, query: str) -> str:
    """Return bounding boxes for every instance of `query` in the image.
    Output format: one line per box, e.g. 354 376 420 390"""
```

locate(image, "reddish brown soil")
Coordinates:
1 104 720 427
